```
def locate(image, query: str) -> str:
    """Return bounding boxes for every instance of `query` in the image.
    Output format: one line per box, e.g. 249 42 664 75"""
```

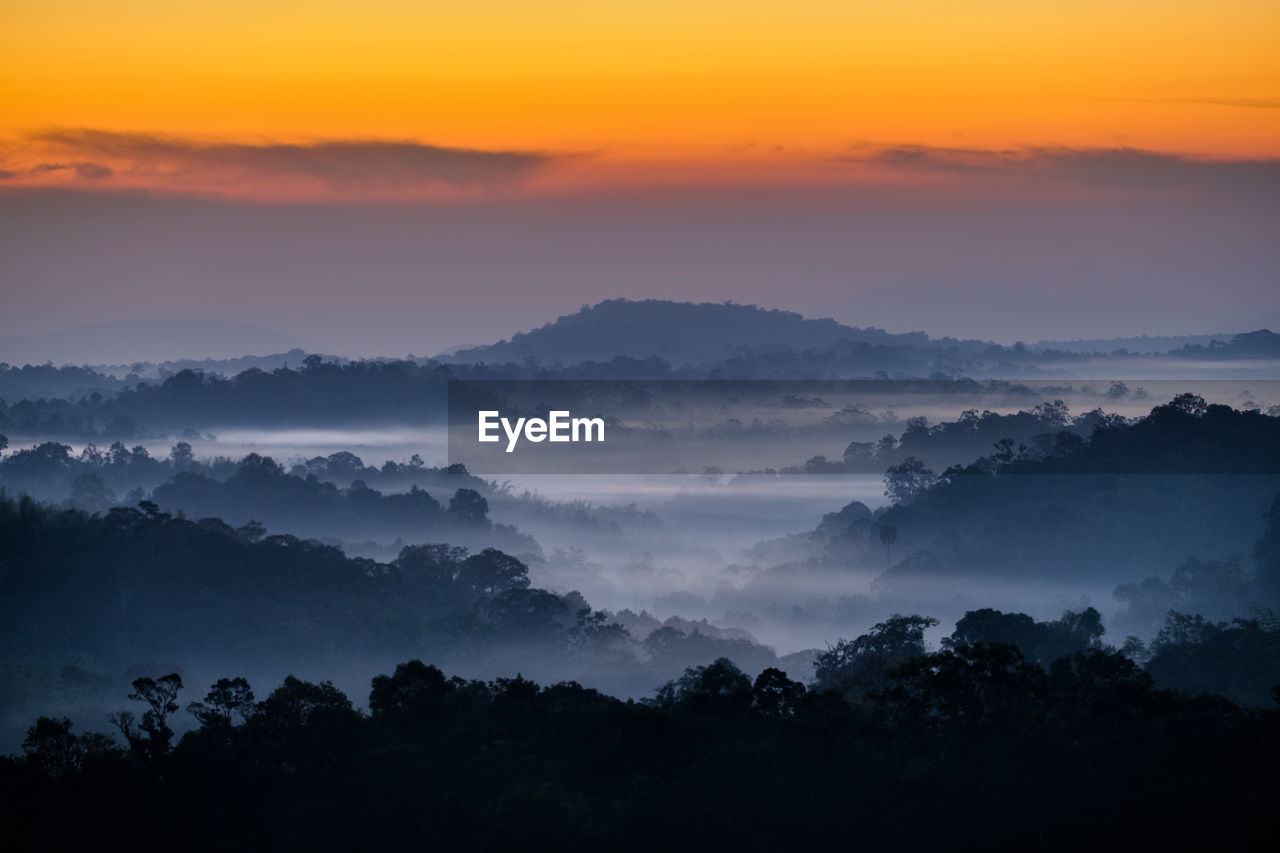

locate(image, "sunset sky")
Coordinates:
2 1 1277 352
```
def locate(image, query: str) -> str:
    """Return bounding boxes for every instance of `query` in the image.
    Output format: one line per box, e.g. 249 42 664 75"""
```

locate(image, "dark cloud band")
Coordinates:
835 143 1280 193
16 129 552 189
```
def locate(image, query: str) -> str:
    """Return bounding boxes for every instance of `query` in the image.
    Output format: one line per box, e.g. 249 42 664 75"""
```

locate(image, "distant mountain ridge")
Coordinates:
441 299 977 366
0 319 319 367
1031 333 1231 354
442 300 1280 369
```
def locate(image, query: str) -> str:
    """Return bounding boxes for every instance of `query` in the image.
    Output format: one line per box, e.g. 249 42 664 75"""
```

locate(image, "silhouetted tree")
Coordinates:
814 614 939 698
482 588 568 640
460 547 530 596
887 641 1048 724
20 717 118 780
944 607 1104 667
945 608 1041 653
661 657 753 712
1038 607 1105 662
1144 610 1280 706
235 519 267 543
1254 494 1280 601
883 457 938 504
169 441 195 470
111 673 183 760
369 660 449 722
67 472 115 513
5 652 1280 850
879 524 898 565
751 668 806 716
188 677 255 729
22 717 82 778
252 676 360 759
1164 392 1208 417
448 488 489 523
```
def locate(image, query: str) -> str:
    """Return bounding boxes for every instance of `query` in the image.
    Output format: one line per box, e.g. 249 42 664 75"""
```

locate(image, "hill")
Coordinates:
442 299 955 366
0 319 319 366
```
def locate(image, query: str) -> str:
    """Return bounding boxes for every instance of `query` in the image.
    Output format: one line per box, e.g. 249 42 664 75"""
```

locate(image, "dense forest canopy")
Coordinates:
3 304 1280 845
4 628 1277 850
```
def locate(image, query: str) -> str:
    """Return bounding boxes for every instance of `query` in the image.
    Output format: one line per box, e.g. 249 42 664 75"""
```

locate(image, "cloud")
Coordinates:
36 129 550 186
73 162 114 179
834 143 1280 194
24 161 114 179
1153 97 1280 110
838 144 1017 173
6 129 556 199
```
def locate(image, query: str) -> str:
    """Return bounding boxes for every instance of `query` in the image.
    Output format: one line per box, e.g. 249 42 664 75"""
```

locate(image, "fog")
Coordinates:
3 337 1279 765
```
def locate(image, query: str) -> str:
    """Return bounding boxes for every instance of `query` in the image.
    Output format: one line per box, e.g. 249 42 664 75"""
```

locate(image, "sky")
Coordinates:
1 1 1278 355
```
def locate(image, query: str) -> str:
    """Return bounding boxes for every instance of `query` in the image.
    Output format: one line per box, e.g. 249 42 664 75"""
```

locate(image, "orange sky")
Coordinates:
2 0 1277 199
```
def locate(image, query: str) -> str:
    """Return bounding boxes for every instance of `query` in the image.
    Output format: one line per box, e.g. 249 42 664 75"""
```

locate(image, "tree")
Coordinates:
566 608 630 655
68 472 116 513
751 668 806 716
188 677 255 729
944 607 1105 667
460 548 530 597
113 673 183 759
22 717 120 779
369 660 449 721
482 588 568 640
814 615 939 699
236 519 267 543
1252 494 1280 601
889 642 1048 723
133 673 183 753
1037 607 1105 662
1032 399 1070 429
1143 611 1280 707
944 608 1042 656
108 441 130 466
22 717 82 778
663 657 753 712
255 676 357 735
448 488 489 523
1164 393 1208 417
883 457 938 504
169 441 195 469
878 524 898 566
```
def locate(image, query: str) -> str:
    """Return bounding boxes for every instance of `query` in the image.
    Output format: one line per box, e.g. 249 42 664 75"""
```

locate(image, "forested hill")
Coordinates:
0 495 604 670
969 393 1280 475
1170 329 1280 359
443 298 965 365
0 495 788 719
4 639 1278 850
779 396 1280 591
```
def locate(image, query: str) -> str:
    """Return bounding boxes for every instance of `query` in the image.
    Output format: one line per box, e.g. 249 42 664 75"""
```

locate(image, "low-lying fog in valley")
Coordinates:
3 305 1280 756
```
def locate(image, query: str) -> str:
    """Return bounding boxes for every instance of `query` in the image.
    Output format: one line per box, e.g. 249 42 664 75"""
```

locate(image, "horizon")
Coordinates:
0 298 1273 367
3 2 1278 354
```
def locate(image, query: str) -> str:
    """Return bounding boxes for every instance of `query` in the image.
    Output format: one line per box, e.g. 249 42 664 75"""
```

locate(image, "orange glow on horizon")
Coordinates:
2 1 1277 199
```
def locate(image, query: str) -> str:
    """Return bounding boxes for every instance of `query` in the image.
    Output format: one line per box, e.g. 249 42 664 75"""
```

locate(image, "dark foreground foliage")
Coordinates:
4 648 1277 852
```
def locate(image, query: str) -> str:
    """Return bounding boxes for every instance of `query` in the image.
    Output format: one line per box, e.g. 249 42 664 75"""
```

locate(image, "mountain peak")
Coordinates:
442 299 930 366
